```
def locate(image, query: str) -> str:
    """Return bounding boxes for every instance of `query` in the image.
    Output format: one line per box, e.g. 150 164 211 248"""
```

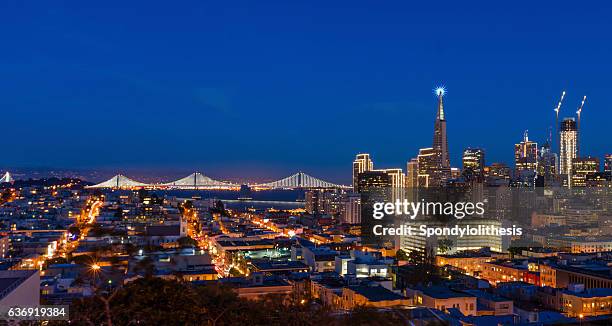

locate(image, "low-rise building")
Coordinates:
341 285 409 309
436 250 494 277
481 260 540 285
302 246 338 273
462 290 513 316
562 286 612 317
407 286 477 316
220 273 293 300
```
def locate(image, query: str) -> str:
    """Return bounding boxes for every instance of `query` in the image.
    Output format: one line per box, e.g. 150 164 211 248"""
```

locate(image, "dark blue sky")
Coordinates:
1 1 610 183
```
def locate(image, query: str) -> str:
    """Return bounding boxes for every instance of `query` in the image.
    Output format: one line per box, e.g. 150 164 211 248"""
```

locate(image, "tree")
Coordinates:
133 256 155 278
228 267 242 277
508 246 527 258
343 306 404 326
396 249 409 261
123 243 137 256
68 226 80 236
43 257 68 269
177 236 198 248
437 239 454 254
60 278 345 325
397 247 441 286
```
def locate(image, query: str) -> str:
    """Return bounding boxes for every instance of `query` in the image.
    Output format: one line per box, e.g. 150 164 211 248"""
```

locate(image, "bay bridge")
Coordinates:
0 172 12 183
85 171 349 190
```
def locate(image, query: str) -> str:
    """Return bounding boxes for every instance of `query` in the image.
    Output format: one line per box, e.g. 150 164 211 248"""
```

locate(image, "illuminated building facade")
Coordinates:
417 147 436 188
514 131 538 174
352 154 374 191
559 118 578 177
406 158 418 188
571 157 599 187
462 148 485 181
485 163 511 180
305 189 342 216
357 170 392 193
538 142 558 185
430 87 452 186
376 169 404 189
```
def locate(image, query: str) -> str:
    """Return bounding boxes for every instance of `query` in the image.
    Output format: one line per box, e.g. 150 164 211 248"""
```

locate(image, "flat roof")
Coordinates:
251 260 309 271
416 286 476 299
349 285 405 302
463 290 512 302
216 239 274 247
564 288 612 298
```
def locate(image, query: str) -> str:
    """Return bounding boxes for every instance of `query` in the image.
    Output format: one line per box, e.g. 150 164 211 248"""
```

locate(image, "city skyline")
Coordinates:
2 82 608 184
2 1 611 181
1 3 611 323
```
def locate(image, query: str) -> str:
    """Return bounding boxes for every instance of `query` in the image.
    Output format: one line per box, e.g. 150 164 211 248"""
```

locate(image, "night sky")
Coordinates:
1 1 610 183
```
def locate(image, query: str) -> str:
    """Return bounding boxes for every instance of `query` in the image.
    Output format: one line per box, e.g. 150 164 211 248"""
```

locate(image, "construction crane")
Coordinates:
576 95 586 127
576 95 586 156
554 91 566 154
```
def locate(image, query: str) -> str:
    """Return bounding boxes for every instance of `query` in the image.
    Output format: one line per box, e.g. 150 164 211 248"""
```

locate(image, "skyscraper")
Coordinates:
357 170 391 193
424 87 452 187
377 168 405 202
406 158 418 188
605 154 612 174
559 118 578 177
352 153 374 191
357 170 392 247
377 168 405 189
417 147 436 188
432 87 451 170
538 142 558 185
514 130 538 174
462 148 485 181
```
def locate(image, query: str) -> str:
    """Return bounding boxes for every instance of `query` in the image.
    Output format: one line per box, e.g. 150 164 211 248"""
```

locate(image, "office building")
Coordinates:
357 170 391 193
571 157 600 187
376 169 404 189
515 131 538 174
352 154 374 191
406 158 418 188
485 163 511 180
462 148 485 181
538 142 558 184
430 87 452 186
417 147 437 188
